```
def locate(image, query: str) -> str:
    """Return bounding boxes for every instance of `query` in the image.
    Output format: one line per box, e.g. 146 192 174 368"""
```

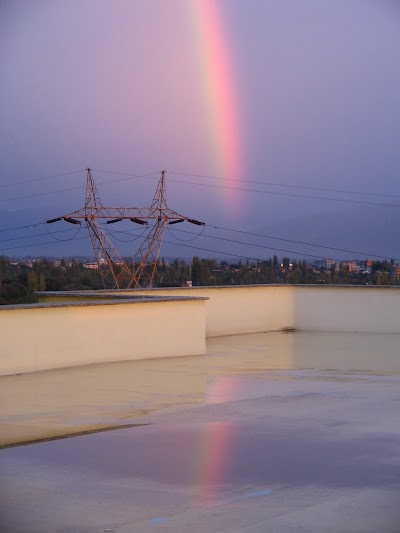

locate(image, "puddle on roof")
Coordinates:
1 420 399 496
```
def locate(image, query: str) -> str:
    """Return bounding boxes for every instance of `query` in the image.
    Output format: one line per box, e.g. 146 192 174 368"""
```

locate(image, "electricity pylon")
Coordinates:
47 169 204 288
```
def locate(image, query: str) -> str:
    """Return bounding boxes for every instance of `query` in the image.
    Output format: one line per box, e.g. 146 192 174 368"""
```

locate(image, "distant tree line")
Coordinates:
186 256 398 287
0 255 398 305
0 257 102 305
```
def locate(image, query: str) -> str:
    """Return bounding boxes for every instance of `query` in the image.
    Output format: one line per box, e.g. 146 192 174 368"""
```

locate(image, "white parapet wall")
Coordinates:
37 285 400 336
132 286 293 337
293 286 400 333
69 285 400 335
0 297 207 376
38 286 293 337
135 285 400 334
5 284 398 376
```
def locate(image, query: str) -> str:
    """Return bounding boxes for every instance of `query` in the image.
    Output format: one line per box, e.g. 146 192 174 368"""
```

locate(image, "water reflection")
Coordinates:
206 377 241 404
206 375 288 404
196 422 233 505
2 420 399 491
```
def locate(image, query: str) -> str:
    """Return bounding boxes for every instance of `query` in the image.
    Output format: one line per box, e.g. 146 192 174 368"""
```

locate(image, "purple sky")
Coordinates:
0 0 399 259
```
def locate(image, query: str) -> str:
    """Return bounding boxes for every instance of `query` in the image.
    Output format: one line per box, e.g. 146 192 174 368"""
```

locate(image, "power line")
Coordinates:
168 224 400 262
93 170 400 208
1 219 398 263
0 164 398 261
162 238 322 263
167 229 338 262
72 223 373 262
92 168 159 181
3 166 398 202
94 170 159 186
167 225 206 242
163 240 266 263
0 184 88 202
96 168 400 200
0 232 262 263
165 234 397 263
0 172 160 203
0 220 145 246
0 226 81 245
207 225 399 261
164 178 400 208
0 234 90 253
0 170 84 190
0 222 45 234
2 168 399 210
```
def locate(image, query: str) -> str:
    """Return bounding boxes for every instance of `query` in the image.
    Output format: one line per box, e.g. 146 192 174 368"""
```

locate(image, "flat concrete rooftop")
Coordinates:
1 331 400 532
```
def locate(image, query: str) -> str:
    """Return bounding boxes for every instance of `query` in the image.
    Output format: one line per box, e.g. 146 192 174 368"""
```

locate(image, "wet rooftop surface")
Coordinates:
1 331 400 532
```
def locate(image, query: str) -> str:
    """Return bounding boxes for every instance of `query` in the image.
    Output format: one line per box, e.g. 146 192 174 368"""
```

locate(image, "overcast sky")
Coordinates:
1 0 399 259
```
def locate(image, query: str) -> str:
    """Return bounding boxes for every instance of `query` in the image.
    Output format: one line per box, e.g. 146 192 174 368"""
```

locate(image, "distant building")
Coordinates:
84 263 99 270
348 261 359 273
324 258 336 270
341 261 359 273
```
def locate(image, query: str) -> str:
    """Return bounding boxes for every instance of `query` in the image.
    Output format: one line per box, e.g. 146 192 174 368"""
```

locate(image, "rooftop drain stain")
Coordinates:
281 327 296 334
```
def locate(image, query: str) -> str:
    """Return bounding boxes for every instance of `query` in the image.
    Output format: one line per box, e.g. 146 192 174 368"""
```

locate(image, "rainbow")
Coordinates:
187 0 242 209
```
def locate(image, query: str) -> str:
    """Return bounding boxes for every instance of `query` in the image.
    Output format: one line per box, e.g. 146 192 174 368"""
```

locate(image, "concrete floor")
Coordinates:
1 331 400 532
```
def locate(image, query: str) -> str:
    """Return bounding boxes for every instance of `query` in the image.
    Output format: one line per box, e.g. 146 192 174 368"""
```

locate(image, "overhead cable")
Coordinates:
207 225 399 261
0 170 84 190
95 167 400 200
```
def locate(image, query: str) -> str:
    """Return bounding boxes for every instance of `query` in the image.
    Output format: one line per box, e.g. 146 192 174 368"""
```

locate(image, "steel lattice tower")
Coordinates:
47 169 204 288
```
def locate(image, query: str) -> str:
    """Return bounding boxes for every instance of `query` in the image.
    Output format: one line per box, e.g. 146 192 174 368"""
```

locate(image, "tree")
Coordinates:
27 271 38 303
380 272 389 285
39 273 46 291
192 257 204 286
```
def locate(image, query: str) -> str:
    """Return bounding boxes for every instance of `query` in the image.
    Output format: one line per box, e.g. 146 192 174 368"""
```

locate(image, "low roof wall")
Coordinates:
3 285 398 376
38 284 400 335
0 296 207 376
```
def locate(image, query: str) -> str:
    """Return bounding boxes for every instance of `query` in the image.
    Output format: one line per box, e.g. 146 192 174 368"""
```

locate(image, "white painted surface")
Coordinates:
293 286 400 333
103 285 400 335
2 332 400 531
133 286 293 336
0 299 206 376
8 285 400 376
37 285 400 335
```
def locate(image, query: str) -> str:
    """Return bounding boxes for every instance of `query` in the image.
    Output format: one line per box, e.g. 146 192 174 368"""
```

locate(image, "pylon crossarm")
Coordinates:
62 207 190 221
